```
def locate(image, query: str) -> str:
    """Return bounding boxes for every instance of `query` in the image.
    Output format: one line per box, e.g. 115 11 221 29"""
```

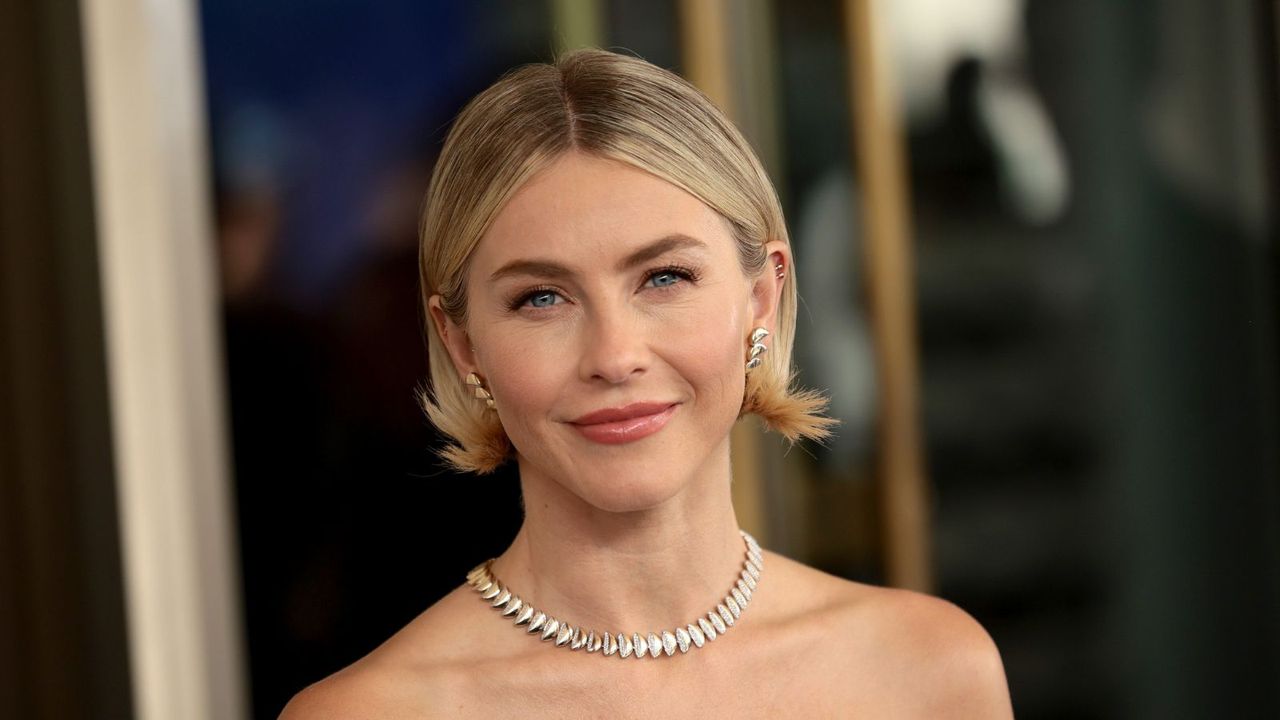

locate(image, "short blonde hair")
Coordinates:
419 48 835 474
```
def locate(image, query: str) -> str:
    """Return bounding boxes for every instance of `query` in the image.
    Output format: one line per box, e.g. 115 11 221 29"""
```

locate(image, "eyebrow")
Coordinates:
488 233 709 282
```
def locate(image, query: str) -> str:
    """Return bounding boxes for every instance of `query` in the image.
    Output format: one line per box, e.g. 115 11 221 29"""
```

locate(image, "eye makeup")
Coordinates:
504 263 703 313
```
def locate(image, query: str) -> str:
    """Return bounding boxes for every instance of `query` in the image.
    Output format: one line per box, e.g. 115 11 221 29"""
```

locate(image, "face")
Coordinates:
431 151 786 513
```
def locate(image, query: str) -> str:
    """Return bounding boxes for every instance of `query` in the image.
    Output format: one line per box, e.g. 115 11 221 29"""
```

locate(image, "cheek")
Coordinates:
480 328 565 436
664 293 747 408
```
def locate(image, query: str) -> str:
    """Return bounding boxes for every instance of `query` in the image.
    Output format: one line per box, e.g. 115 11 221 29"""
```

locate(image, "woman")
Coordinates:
283 48 1013 718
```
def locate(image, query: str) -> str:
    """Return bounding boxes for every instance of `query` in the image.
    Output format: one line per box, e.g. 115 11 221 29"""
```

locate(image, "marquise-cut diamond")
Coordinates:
661 631 677 656
742 569 757 590
726 596 740 618
745 562 760 581
675 628 691 653
699 617 717 640
736 579 752 601
687 624 705 648
732 588 748 609
718 604 734 627
619 633 633 658
647 633 662 658
709 612 726 635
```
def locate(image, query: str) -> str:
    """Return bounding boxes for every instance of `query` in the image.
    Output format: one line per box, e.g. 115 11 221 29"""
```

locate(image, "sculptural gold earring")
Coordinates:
746 327 769 371
465 372 496 410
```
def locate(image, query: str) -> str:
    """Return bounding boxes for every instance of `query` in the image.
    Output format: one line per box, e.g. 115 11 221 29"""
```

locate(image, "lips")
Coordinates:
568 402 679 445
570 402 677 425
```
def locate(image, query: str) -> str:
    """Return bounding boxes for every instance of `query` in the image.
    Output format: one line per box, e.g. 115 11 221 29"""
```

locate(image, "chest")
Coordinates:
479 680 844 719
465 649 873 719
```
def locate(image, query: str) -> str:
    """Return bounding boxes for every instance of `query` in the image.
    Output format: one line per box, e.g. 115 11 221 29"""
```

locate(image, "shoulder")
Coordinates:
277 586 481 720
765 553 1013 718
277 664 403 720
840 581 1014 717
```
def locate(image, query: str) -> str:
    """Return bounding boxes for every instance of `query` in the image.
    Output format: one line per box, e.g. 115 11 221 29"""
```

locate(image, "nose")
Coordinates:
577 303 650 385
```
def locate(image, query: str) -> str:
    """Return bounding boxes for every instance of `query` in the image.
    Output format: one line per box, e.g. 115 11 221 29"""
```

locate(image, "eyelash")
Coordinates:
506 264 703 312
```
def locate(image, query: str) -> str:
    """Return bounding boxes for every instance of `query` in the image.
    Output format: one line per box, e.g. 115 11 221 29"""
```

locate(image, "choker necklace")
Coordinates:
466 530 763 659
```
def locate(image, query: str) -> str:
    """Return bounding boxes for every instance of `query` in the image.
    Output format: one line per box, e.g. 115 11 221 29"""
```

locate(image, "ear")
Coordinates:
428 294 477 376
749 241 790 333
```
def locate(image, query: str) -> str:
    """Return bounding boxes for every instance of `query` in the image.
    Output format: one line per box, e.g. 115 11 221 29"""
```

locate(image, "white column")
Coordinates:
79 0 248 718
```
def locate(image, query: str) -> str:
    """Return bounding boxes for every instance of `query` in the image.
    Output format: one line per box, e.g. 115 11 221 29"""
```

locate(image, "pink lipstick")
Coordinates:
569 402 678 445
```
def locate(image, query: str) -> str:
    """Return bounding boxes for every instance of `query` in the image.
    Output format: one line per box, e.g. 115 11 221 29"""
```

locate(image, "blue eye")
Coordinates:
646 264 701 288
508 265 700 313
647 271 682 288
506 286 566 312
527 290 561 308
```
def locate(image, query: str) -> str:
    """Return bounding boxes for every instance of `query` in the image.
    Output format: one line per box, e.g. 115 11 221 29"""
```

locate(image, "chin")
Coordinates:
569 463 691 514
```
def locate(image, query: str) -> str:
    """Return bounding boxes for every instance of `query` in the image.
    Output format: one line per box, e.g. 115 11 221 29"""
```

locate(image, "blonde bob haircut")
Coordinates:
419 47 836 474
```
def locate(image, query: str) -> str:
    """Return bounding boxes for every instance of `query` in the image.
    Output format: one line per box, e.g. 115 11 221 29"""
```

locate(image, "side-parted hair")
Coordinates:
419 47 836 474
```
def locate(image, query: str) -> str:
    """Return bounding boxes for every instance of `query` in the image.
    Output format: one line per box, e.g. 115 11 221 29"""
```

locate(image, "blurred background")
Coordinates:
2 0 1277 718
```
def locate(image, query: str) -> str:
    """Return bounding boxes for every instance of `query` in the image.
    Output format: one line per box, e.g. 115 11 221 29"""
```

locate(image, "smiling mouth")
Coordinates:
570 401 678 425
568 403 679 445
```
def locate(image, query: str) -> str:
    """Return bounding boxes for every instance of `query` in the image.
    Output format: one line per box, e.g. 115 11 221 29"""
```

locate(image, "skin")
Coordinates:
280 151 1014 719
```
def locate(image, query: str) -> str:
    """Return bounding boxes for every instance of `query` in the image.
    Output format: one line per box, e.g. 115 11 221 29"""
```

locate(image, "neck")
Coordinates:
489 439 746 633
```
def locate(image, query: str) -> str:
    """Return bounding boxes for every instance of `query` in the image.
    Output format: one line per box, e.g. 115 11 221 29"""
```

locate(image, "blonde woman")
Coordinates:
282 48 1013 718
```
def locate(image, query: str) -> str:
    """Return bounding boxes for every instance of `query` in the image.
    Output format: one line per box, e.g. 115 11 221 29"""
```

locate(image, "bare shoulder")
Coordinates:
277 662 407 720
277 585 480 720
766 552 1014 718
857 583 1011 696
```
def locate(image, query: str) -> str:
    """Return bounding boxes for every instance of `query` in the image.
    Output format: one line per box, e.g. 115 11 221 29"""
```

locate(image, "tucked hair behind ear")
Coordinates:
419 48 836 474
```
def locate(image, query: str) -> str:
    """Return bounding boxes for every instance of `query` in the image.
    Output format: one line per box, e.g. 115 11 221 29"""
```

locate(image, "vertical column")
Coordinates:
79 0 248 718
842 0 932 591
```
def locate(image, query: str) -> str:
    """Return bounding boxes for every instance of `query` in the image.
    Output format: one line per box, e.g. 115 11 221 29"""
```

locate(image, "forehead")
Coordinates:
473 152 732 269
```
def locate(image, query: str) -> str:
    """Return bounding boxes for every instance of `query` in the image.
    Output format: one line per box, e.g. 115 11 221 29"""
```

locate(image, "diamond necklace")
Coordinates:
466 530 763 658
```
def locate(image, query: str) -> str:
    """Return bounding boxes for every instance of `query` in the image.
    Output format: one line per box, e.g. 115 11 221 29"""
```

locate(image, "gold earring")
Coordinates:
465 372 496 410
774 262 785 279
746 327 769 370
